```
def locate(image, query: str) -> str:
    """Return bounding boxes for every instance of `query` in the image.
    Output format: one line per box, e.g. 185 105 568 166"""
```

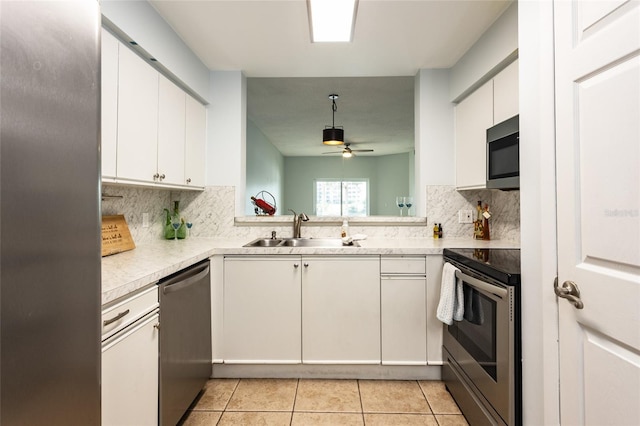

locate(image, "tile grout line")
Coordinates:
289 378 300 426
357 379 366 425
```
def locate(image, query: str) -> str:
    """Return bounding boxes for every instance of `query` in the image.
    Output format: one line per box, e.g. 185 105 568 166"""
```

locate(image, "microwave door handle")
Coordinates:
454 270 508 299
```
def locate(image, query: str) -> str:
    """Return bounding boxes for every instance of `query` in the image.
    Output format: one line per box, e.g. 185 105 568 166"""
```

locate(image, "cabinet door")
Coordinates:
116 46 158 182
493 59 519 124
426 255 444 364
381 277 427 365
223 257 301 363
157 75 186 185
455 80 493 190
101 29 118 180
185 95 206 187
302 257 380 364
102 312 159 426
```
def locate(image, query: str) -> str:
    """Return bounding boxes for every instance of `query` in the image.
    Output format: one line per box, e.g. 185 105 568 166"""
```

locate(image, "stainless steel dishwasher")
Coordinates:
159 259 212 426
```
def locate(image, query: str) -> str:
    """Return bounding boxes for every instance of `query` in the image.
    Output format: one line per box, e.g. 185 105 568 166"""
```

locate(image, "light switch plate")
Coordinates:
142 213 150 228
458 210 473 223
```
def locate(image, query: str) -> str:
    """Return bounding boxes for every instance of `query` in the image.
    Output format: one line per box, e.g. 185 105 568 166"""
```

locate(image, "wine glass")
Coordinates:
171 215 181 241
404 196 413 216
396 196 405 216
186 222 193 238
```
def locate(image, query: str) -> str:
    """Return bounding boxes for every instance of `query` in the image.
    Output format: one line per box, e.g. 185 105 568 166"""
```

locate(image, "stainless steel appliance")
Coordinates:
159 260 212 425
442 248 521 426
487 115 519 190
0 2 101 424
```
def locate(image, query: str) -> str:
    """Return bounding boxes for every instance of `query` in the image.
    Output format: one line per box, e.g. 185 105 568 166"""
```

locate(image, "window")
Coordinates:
314 179 369 216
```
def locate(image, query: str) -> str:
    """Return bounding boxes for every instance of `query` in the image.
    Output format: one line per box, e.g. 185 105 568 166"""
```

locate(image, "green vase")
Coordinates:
163 208 175 239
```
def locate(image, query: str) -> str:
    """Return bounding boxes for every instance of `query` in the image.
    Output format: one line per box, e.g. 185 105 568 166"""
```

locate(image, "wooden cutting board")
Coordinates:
101 215 135 257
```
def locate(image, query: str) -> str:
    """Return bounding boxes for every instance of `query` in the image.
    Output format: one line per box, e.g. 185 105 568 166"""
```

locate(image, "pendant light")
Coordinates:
322 94 344 146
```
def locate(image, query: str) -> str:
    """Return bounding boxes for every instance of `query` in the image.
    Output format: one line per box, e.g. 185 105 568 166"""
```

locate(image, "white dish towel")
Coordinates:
436 262 464 325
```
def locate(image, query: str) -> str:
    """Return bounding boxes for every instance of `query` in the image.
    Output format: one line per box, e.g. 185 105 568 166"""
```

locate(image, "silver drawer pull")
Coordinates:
103 309 130 327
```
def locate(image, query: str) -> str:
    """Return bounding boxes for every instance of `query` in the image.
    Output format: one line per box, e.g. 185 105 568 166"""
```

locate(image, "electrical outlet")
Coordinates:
142 213 150 228
458 210 473 224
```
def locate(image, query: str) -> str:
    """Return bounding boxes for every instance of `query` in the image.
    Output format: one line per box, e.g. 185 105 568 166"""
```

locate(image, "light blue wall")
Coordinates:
283 154 412 216
246 120 285 215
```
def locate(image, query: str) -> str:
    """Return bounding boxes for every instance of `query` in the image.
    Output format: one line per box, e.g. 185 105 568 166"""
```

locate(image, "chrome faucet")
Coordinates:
288 209 309 238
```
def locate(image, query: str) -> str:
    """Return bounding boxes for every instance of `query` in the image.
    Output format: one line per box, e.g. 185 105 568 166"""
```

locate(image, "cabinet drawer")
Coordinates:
102 285 159 340
381 257 426 275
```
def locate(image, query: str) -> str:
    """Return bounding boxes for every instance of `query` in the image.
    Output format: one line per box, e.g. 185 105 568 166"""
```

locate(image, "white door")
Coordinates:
554 1 640 425
302 256 380 363
223 257 302 363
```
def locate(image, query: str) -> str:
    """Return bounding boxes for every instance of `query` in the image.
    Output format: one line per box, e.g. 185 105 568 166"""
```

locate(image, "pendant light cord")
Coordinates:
331 98 337 128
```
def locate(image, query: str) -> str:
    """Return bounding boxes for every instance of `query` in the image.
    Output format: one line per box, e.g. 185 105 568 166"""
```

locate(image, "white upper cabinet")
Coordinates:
116 46 159 183
455 59 519 190
184 95 206 187
101 29 119 180
102 31 206 190
455 80 494 190
157 75 186 186
493 59 519 124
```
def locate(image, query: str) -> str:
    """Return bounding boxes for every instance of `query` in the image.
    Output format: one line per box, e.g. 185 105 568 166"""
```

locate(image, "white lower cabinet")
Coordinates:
222 255 380 365
223 256 301 363
381 256 427 365
101 286 159 426
302 256 380 364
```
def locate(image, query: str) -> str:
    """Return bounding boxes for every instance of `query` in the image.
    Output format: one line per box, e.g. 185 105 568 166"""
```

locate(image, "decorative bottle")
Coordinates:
173 201 187 239
163 208 175 240
341 220 349 238
433 223 439 239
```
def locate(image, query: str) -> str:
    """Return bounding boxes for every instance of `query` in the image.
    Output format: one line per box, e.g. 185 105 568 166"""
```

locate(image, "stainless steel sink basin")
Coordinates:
279 238 358 247
243 238 283 247
243 237 359 248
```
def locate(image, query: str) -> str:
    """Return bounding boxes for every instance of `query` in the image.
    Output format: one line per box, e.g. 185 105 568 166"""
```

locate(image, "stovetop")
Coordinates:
443 248 521 286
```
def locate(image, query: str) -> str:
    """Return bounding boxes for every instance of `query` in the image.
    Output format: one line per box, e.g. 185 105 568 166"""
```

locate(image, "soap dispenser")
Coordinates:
341 220 349 238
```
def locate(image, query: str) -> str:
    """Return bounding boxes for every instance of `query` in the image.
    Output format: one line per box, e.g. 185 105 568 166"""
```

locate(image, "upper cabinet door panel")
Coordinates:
455 80 493 190
116 47 158 182
185 96 206 187
157 75 186 185
101 29 119 179
493 59 519 124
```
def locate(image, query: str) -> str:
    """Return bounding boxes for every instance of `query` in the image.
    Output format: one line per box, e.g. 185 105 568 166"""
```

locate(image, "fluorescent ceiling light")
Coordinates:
308 0 358 42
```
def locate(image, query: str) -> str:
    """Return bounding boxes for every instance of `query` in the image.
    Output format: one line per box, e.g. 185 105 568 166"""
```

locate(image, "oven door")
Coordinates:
443 268 514 423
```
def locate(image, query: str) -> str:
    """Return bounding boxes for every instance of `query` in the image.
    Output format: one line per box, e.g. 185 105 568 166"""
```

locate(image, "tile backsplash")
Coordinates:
426 185 520 242
101 184 520 244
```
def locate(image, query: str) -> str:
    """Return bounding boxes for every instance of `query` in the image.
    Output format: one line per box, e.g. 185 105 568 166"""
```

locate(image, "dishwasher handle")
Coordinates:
161 262 210 295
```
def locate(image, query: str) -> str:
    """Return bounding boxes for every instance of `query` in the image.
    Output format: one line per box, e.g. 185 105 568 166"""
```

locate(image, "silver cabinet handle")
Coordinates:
293 263 299 268
554 277 584 309
159 173 165 181
186 178 192 184
153 173 160 180
103 309 130 327
303 263 309 267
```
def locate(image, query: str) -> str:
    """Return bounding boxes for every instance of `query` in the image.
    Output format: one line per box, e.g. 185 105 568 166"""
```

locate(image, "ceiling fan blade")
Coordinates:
322 151 342 154
351 149 374 152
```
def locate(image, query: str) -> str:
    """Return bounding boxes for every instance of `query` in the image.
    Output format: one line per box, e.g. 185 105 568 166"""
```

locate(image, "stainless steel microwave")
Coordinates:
487 115 519 190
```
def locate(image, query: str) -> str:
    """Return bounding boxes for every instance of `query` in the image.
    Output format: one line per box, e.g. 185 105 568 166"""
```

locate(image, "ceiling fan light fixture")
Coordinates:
323 127 344 145
342 149 353 158
308 0 358 43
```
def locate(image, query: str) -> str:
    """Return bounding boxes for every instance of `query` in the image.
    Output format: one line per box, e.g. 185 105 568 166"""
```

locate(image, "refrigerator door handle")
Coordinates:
162 264 210 295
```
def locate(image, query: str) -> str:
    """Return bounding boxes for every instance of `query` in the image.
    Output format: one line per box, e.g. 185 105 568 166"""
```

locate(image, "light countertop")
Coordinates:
101 237 519 305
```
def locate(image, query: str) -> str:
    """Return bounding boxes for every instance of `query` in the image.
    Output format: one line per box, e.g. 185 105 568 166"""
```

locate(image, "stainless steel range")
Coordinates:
442 248 521 426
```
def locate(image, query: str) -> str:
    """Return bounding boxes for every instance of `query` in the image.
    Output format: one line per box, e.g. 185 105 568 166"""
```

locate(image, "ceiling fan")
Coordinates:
322 143 374 158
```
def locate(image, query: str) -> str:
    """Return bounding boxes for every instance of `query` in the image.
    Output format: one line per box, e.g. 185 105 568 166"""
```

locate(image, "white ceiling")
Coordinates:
149 0 513 156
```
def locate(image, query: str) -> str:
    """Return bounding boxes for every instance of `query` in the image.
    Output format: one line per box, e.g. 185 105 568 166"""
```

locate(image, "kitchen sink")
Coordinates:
243 238 283 247
243 237 359 248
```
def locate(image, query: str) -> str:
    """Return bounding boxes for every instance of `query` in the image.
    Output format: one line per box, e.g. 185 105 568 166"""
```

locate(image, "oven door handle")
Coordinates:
454 269 508 299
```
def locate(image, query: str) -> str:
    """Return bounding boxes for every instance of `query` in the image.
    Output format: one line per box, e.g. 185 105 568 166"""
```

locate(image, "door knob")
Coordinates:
554 277 584 309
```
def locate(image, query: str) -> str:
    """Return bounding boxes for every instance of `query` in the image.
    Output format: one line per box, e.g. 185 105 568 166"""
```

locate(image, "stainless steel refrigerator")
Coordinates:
0 1 101 424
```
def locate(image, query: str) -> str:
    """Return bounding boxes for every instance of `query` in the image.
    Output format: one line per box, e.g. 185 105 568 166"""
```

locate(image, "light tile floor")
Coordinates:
181 379 468 426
